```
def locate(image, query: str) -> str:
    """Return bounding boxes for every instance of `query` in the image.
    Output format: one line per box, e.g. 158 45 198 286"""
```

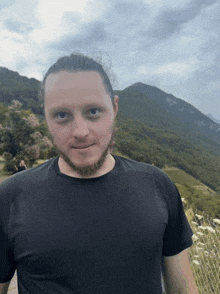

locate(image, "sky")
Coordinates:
0 0 220 118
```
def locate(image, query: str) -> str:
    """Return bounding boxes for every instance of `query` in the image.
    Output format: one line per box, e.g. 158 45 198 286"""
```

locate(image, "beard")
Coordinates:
50 122 116 178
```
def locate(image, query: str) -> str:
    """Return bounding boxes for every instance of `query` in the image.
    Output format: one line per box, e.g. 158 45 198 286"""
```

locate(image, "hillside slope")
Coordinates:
115 84 220 154
163 167 219 218
0 67 42 114
163 167 216 196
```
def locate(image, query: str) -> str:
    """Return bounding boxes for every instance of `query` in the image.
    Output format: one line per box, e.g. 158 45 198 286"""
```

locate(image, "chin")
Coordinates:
60 147 110 177
70 157 99 169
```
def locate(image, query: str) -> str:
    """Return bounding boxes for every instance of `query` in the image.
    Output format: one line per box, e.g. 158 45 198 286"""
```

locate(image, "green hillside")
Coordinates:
115 89 220 156
115 113 220 192
164 167 206 187
163 167 220 218
0 67 42 115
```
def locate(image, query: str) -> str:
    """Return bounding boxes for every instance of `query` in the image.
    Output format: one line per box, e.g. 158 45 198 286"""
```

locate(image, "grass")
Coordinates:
186 208 220 293
0 173 11 183
163 167 203 186
163 167 216 196
0 161 11 183
32 159 46 167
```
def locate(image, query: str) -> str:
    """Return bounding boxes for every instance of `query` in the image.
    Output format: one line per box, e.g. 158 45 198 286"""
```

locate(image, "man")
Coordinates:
13 160 27 174
0 54 198 293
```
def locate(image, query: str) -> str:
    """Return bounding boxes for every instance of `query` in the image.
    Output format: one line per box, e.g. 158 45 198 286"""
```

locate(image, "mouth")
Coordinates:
72 144 94 150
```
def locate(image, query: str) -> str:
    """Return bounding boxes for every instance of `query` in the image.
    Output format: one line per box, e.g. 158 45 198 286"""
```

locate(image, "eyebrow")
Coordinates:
48 103 106 114
48 107 71 115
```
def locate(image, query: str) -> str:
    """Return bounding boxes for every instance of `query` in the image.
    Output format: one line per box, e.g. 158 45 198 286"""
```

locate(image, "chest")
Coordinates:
9 179 168 277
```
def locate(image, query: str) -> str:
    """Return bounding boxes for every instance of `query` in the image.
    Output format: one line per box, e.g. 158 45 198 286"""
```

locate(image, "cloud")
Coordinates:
192 0 218 8
114 2 143 15
148 9 198 39
147 0 219 40
0 0 39 39
0 0 15 10
4 19 34 34
48 21 107 53
15 59 29 73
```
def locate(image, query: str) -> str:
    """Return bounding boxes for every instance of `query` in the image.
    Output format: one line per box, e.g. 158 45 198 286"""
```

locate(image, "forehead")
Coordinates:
44 71 114 112
44 71 107 98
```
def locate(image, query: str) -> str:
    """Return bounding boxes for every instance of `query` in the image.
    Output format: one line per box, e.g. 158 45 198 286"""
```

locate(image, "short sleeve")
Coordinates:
162 184 193 256
153 169 193 256
0 178 16 282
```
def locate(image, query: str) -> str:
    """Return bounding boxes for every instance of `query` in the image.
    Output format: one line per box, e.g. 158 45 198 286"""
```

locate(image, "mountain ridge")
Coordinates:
115 82 220 149
123 82 219 131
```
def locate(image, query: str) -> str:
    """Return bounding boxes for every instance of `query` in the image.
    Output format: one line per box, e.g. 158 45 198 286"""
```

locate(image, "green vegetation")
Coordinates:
161 167 220 218
0 67 42 115
116 87 220 156
178 184 220 218
164 168 202 186
0 160 11 183
0 100 55 170
114 114 220 192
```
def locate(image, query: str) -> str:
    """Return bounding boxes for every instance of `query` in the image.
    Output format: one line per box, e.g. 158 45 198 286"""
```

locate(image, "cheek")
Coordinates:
93 120 114 140
47 122 70 140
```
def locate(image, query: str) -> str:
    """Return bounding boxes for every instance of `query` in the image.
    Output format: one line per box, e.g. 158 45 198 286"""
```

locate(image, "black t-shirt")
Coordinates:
13 166 26 174
0 156 193 293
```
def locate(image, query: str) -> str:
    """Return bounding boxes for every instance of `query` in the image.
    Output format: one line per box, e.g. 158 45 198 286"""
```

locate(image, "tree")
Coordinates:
0 100 52 170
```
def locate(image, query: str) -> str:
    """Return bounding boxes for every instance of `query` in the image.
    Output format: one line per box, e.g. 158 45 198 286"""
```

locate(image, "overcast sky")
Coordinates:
0 0 219 118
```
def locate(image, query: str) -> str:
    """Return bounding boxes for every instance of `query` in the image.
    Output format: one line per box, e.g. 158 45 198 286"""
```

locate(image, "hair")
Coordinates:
39 53 115 104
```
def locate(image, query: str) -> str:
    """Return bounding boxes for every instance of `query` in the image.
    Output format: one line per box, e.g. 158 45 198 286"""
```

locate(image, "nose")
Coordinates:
72 116 89 138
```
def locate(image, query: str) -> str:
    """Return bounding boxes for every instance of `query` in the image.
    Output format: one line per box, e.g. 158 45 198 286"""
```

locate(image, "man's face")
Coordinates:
44 71 118 177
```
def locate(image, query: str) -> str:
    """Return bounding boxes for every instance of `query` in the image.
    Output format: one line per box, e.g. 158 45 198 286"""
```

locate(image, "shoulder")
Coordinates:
114 155 172 181
114 155 178 200
0 158 57 200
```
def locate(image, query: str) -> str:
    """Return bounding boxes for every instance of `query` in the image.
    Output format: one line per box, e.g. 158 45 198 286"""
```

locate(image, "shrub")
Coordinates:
3 160 16 172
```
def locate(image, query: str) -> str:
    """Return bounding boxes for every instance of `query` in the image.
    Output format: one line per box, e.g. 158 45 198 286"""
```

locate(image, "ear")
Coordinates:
113 95 119 118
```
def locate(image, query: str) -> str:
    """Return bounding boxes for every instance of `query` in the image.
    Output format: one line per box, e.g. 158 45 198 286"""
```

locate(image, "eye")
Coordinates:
54 111 70 122
58 111 67 118
89 108 100 116
86 108 102 120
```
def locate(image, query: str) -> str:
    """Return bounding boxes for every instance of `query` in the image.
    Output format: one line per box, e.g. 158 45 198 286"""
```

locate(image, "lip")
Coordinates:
72 144 94 150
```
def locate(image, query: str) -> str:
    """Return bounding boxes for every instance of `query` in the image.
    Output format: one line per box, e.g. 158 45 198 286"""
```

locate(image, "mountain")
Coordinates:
0 67 42 114
115 83 220 154
115 113 220 191
0 67 40 91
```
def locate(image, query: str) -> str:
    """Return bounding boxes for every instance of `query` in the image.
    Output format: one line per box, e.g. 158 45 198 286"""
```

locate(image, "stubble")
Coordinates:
49 122 116 177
